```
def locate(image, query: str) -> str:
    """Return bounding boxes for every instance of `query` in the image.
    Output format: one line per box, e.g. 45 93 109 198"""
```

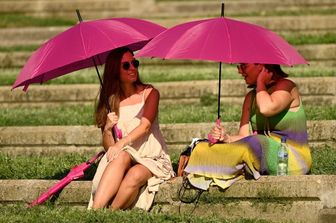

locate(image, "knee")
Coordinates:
112 151 131 165
123 168 148 188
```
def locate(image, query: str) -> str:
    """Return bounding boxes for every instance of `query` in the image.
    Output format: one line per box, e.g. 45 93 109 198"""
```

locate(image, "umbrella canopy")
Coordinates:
13 17 166 90
29 151 105 207
136 17 307 65
136 7 307 121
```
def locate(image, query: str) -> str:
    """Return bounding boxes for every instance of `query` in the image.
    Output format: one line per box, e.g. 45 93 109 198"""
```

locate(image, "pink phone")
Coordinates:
208 118 221 144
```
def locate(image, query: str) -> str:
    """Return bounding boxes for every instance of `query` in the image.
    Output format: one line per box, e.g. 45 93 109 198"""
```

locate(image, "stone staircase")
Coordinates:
0 1 336 68
0 120 335 156
0 0 335 222
1 176 336 223
1 77 335 107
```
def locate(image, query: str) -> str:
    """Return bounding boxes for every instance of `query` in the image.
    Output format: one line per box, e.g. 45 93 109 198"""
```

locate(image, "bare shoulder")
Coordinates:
143 85 160 100
242 89 255 109
244 89 255 102
273 78 297 92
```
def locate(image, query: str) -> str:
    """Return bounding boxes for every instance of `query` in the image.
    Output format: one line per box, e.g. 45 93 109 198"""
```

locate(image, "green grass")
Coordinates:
0 104 335 126
2 65 336 86
0 153 95 180
0 13 75 28
0 105 96 126
310 145 336 174
0 145 334 180
0 205 268 223
0 45 39 52
284 32 336 45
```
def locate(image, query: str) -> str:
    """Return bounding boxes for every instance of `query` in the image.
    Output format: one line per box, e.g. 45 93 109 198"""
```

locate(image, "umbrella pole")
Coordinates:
216 2 225 120
76 9 117 140
75 9 111 112
92 56 112 112
217 62 222 119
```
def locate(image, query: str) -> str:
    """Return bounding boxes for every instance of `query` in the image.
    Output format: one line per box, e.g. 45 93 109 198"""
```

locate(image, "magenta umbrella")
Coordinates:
13 11 166 139
29 151 105 207
136 4 307 123
12 15 166 91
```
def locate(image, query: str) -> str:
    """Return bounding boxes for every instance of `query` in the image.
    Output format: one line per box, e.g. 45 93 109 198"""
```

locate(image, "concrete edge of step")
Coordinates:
0 175 335 223
0 175 335 205
0 120 334 146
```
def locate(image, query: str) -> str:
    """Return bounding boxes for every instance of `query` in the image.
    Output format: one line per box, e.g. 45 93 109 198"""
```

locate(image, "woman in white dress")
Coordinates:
88 47 174 211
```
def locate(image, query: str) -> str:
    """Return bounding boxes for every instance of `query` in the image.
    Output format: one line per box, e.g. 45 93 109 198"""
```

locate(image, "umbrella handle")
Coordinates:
207 118 222 145
113 125 123 139
87 151 106 164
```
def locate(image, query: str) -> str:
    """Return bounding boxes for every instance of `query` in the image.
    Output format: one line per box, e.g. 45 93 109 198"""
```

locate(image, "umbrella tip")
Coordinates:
76 9 83 22
221 3 225 17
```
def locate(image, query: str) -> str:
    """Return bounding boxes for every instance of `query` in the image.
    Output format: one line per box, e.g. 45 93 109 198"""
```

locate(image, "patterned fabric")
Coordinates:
184 93 312 190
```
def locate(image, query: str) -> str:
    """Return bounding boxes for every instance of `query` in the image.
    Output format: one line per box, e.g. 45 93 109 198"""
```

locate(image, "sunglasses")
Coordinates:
237 63 247 70
122 59 140 70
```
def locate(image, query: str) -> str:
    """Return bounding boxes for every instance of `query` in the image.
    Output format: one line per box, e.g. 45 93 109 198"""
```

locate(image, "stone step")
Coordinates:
1 44 335 69
1 175 335 223
2 77 335 107
148 0 336 18
0 0 334 19
0 0 130 18
0 120 334 155
1 16 335 48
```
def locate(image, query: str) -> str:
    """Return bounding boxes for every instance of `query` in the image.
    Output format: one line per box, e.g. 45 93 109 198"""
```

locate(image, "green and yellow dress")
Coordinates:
184 98 312 190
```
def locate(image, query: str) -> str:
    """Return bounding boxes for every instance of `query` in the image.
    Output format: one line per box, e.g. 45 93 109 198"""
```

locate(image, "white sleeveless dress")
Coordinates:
88 87 174 210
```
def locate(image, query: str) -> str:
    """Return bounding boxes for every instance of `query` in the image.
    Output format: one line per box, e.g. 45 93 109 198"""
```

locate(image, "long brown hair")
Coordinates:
95 47 143 128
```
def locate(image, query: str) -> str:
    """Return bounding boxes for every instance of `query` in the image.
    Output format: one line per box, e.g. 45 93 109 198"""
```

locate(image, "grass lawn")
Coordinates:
1 65 336 86
0 145 334 180
0 104 335 126
0 205 270 223
0 13 75 28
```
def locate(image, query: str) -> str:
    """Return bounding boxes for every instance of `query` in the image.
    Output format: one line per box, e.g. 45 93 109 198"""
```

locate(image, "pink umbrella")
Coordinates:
136 17 307 65
12 11 166 139
29 151 105 207
136 4 307 143
13 16 166 91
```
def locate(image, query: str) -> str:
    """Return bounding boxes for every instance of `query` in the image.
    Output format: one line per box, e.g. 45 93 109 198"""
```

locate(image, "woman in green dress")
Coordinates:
184 63 312 190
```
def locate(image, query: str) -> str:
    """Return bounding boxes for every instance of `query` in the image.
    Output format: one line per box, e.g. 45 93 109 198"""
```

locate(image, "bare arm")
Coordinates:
210 91 253 143
102 112 118 151
256 68 295 117
105 87 159 160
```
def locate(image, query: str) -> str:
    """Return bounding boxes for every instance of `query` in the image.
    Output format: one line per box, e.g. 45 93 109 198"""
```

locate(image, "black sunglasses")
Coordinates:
237 63 247 70
122 59 140 70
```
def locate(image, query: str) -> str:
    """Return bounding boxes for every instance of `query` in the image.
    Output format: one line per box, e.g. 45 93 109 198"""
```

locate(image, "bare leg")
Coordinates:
92 151 132 209
111 164 152 210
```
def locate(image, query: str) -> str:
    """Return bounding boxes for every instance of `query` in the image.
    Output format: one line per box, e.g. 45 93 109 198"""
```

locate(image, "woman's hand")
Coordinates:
210 124 222 140
210 124 230 143
104 112 119 132
257 67 273 86
106 143 123 162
